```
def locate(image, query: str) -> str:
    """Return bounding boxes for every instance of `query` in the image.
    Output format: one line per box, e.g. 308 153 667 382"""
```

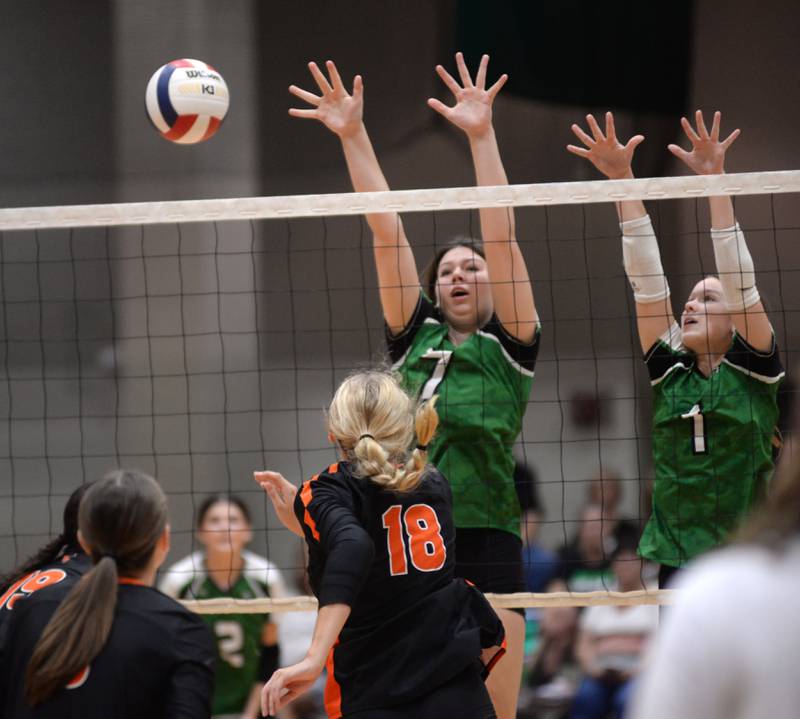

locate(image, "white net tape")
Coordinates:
181 589 676 614
1 170 798 230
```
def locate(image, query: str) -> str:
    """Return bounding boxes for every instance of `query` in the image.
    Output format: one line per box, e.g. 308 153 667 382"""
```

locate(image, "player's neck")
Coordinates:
447 325 474 346
205 550 244 589
694 351 726 377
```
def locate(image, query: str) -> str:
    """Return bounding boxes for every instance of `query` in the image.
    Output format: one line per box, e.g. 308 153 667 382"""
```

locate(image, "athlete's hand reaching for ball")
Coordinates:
289 60 363 139
567 112 644 180
428 52 507 140
254 470 303 537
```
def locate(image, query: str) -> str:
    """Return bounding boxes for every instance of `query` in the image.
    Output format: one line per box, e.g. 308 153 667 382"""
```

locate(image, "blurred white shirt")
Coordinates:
630 540 800 719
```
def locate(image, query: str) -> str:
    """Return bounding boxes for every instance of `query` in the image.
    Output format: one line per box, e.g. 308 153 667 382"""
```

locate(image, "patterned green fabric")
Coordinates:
640 332 782 567
390 296 539 537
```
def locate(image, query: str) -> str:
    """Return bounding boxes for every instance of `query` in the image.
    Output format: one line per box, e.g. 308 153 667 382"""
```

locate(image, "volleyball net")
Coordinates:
1 171 798 612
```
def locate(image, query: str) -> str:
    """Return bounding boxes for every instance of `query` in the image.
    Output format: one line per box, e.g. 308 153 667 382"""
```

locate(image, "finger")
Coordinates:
566 144 590 158
710 110 721 141
570 123 595 147
261 685 269 717
288 108 320 119
586 113 606 142
288 85 321 106
352 74 363 98
720 127 741 150
667 143 691 163
625 134 645 152
455 51 473 87
695 109 710 139
435 64 462 97
427 97 452 118
326 60 345 93
680 116 701 143
605 111 617 142
486 73 508 101
307 61 333 95
475 54 489 89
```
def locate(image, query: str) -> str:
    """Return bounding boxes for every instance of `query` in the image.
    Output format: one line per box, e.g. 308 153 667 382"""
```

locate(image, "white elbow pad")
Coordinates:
620 215 670 303
711 223 760 312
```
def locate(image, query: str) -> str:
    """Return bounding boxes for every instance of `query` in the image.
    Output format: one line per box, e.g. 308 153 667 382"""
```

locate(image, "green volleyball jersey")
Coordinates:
387 294 539 537
640 326 783 567
159 551 286 716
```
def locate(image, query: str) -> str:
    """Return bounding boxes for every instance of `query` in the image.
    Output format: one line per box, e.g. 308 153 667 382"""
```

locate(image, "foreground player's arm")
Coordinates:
289 60 419 333
254 471 304 537
568 112 675 354
244 620 280 719
429 52 537 342
668 110 773 351
262 603 350 717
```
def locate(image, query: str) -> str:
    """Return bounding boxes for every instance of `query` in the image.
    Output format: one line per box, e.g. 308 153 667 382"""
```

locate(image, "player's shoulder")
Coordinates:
158 551 205 597
241 550 286 595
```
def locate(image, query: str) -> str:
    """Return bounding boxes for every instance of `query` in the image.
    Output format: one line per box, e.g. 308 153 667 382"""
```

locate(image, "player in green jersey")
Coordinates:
160 495 287 718
568 110 784 587
288 53 539 718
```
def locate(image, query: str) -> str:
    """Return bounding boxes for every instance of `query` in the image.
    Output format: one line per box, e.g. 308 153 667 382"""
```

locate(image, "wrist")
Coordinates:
338 121 368 142
609 168 635 180
466 125 496 144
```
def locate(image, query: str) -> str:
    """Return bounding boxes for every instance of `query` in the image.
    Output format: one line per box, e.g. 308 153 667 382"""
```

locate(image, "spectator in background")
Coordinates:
515 461 558 594
160 494 287 719
570 535 656 719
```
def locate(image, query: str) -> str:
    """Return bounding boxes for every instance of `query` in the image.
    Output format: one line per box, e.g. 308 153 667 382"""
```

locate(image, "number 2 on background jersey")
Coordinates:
215 621 245 668
381 504 446 575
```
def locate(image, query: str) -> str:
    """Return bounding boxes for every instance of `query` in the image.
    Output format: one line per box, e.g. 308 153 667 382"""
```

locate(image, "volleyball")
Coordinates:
145 59 229 144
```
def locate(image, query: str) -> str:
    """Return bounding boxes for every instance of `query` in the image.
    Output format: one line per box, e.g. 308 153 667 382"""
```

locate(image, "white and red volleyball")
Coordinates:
145 59 229 144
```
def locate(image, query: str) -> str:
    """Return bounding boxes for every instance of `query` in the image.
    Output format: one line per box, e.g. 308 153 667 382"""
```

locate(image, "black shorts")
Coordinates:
454 528 525 616
346 662 495 719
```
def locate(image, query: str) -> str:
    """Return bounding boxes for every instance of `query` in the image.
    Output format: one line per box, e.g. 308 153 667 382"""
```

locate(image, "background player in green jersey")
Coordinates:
160 495 287 719
288 53 539 718
568 110 784 587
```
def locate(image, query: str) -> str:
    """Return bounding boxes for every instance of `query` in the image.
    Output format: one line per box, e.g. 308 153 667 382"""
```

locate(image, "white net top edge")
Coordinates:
0 170 797 231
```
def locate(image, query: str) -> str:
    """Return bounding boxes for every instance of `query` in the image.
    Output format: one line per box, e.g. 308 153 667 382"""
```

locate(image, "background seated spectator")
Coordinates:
569 537 657 719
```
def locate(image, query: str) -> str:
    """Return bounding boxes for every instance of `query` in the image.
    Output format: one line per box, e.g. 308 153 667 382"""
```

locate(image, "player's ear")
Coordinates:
76 529 91 555
327 432 336 445
155 524 171 568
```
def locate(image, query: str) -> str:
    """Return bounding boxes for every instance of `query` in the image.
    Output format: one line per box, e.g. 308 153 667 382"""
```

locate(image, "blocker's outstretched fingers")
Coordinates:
307 61 333 95
475 54 489 89
586 113 606 142
435 63 462 97
486 73 508 101
288 85 321 106
455 51 474 88
571 122 596 147
566 144 591 158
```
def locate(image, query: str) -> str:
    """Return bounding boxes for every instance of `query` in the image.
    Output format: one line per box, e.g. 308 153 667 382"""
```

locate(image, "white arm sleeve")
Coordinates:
621 215 670 303
711 222 760 312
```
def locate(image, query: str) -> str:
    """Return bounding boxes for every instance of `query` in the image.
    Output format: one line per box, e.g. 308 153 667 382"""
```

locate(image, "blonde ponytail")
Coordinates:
328 371 439 492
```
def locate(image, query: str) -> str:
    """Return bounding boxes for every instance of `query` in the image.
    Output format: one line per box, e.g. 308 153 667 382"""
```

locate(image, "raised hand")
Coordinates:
254 470 303 537
567 112 644 180
289 60 363 138
668 110 740 176
427 52 507 139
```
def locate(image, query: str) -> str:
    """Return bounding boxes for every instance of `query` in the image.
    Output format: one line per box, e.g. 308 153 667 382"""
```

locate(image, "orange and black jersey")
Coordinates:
0 580 215 719
0 551 91 646
294 462 505 718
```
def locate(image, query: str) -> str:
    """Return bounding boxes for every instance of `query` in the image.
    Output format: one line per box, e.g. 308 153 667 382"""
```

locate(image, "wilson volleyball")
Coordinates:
145 59 229 144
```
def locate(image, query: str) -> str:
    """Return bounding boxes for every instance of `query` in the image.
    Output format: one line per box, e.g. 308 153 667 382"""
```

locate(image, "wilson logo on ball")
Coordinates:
145 59 229 144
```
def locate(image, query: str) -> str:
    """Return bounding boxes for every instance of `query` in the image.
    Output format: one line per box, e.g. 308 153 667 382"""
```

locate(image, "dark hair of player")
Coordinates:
421 237 485 305
24 469 168 705
195 493 251 529
0 481 93 591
